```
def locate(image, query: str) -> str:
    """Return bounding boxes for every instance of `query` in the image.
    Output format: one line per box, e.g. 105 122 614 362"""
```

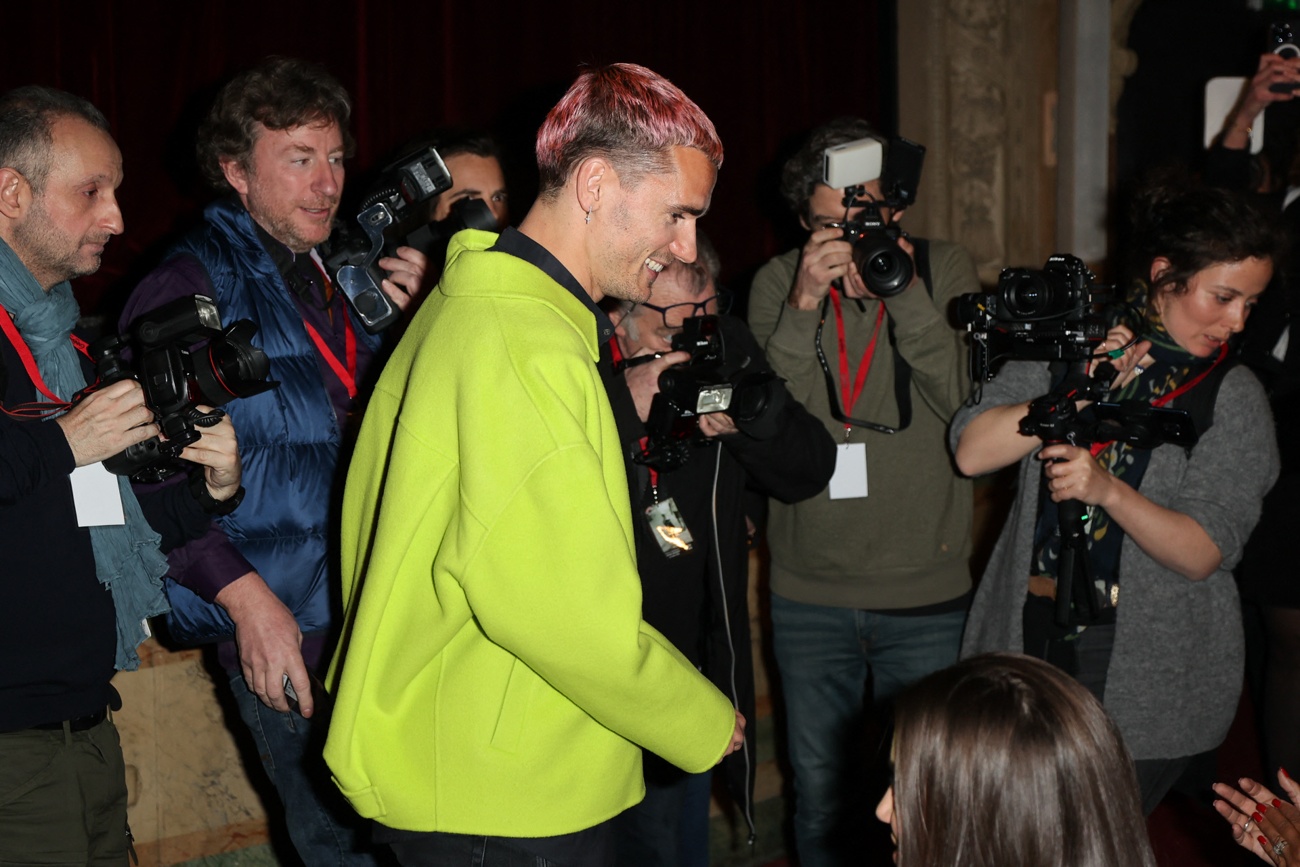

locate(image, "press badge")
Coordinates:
828 442 868 500
645 497 694 557
71 462 126 527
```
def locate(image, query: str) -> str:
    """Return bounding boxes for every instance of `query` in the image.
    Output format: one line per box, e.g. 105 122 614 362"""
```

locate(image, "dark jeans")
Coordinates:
771 593 965 867
612 769 711 867
0 716 128 866
228 669 382 866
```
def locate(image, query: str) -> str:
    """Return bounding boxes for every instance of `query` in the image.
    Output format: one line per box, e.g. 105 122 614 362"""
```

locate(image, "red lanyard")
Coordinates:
829 291 886 431
1088 343 1228 457
0 301 86 405
299 263 358 399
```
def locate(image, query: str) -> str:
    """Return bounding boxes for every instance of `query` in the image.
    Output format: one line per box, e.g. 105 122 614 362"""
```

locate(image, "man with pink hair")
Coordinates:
324 64 744 867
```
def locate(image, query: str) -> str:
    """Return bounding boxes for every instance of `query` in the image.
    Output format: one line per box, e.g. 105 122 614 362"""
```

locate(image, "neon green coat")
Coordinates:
324 229 735 836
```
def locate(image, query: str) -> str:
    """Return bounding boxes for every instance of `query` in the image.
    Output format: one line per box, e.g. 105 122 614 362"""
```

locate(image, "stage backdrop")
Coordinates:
1 0 893 318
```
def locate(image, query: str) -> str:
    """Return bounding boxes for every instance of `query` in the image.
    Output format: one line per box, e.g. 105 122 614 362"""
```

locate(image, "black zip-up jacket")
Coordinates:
600 313 836 833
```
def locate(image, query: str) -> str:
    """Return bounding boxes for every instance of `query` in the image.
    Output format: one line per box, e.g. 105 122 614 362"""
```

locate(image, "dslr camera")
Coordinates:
956 254 1111 383
320 146 454 333
88 294 277 483
634 316 778 471
821 135 926 297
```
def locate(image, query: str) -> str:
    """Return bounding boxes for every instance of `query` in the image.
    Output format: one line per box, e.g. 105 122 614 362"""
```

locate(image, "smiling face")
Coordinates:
1151 256 1272 357
222 120 344 253
588 145 716 304
434 152 508 228
8 115 124 289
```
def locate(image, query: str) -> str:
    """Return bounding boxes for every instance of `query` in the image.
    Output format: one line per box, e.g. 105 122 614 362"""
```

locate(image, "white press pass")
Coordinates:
71 463 126 527
828 442 868 499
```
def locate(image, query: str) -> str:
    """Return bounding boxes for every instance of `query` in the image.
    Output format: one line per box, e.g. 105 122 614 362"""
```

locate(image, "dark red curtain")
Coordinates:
1 1 892 316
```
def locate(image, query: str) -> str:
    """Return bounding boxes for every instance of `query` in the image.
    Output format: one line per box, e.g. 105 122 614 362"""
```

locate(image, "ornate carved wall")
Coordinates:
898 0 1058 284
897 0 1141 284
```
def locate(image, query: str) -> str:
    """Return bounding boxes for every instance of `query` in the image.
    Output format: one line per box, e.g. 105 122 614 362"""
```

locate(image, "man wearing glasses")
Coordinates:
603 234 835 867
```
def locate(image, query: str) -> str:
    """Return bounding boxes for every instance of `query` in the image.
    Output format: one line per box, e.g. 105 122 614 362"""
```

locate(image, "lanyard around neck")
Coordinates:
829 290 886 431
297 262 358 399
1087 342 1229 457
302 311 357 399
0 301 87 406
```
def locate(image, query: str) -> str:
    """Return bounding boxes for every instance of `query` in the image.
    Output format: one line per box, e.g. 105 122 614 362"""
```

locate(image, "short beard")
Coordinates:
11 200 102 288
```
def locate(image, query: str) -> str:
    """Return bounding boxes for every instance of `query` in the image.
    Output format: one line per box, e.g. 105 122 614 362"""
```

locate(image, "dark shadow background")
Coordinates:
0 1 897 319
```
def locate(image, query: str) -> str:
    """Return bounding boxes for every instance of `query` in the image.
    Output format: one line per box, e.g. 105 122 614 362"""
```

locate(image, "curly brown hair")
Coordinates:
196 56 355 191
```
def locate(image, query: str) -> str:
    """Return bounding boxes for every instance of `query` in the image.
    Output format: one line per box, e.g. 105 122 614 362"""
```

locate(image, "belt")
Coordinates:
27 708 108 732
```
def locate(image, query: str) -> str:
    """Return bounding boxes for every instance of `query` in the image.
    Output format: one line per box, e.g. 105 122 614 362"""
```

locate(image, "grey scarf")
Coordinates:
0 236 168 670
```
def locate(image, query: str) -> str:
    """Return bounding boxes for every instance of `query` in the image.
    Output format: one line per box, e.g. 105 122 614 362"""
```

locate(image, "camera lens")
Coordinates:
190 320 275 406
852 237 913 297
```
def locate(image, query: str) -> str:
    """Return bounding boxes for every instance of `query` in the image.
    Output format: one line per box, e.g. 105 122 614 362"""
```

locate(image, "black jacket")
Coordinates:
0 329 213 730
600 313 836 832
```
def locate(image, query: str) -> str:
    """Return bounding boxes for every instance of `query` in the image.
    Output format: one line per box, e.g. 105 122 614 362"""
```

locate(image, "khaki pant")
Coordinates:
0 717 128 866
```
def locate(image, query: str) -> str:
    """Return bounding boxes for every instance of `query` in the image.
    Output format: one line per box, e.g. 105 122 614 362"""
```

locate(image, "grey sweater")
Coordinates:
748 240 977 609
952 360 1279 759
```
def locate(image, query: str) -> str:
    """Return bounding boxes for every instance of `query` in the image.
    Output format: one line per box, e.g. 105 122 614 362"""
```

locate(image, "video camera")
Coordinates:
956 254 1112 383
631 316 778 472
821 135 926 296
957 254 1203 627
320 146 455 333
88 294 278 483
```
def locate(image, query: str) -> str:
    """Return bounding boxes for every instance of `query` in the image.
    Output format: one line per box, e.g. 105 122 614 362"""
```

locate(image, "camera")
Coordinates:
656 317 776 422
320 146 454 333
88 294 278 482
956 254 1111 382
634 316 778 471
821 136 926 297
404 195 500 264
1268 21 1300 91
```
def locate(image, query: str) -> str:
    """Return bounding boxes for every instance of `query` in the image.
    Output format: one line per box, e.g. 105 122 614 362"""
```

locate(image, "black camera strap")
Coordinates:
813 238 932 435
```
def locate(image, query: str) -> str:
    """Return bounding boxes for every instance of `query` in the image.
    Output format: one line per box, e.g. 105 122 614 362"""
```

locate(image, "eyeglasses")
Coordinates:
638 289 733 329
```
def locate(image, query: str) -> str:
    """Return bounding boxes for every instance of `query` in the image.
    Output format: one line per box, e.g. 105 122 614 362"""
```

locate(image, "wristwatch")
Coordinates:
188 471 245 516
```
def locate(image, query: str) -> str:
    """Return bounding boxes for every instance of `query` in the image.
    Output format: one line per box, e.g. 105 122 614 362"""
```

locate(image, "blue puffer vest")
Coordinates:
162 198 381 644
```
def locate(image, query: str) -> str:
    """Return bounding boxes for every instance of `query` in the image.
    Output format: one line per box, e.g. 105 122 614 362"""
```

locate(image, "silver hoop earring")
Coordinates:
585 209 592 225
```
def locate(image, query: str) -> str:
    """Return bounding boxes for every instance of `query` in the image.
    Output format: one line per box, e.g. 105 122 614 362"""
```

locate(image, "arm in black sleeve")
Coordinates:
718 316 836 503
135 478 218 553
1205 142 1254 192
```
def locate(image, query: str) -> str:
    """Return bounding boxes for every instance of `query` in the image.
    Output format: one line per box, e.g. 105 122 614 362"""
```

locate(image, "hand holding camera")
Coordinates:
623 349 691 422
374 244 429 313
176 409 242 503
789 226 868 309
56 379 159 468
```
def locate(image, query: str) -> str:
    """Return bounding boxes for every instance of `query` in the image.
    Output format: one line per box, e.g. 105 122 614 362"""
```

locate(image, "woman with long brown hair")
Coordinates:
877 653 1156 867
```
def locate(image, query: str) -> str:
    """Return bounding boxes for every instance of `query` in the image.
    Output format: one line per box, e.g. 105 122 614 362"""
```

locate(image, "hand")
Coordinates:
717 709 746 765
623 350 690 422
215 571 312 717
1085 326 1151 398
1214 770 1300 865
378 245 429 314
698 412 739 437
1038 442 1115 507
1225 53 1300 149
787 226 861 309
56 379 159 467
176 407 241 502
